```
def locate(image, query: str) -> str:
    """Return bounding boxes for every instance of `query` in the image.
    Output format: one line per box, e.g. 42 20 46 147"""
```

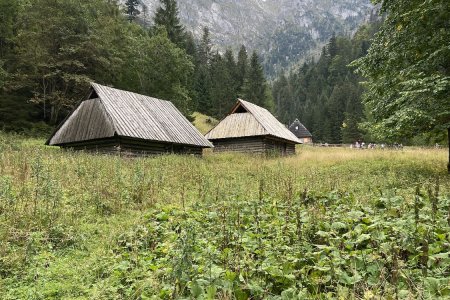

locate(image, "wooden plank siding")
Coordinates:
59 137 204 156
47 83 212 156
91 83 212 148
206 100 300 145
49 98 115 145
211 136 296 156
212 137 266 153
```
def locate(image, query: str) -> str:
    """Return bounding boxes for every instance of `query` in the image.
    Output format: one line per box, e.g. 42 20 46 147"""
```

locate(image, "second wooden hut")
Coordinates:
205 99 300 155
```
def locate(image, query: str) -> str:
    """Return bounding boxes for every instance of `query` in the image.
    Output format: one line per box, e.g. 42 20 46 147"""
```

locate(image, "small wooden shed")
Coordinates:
46 83 213 155
289 119 313 144
205 99 300 155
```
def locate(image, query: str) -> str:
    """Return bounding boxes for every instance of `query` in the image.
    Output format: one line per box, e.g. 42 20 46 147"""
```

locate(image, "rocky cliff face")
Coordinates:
137 0 373 74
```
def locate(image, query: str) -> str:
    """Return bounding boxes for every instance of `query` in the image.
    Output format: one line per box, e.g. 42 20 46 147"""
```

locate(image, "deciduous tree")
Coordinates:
353 0 450 171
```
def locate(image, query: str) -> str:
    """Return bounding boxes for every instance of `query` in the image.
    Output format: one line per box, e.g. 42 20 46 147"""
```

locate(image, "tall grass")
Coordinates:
0 133 448 299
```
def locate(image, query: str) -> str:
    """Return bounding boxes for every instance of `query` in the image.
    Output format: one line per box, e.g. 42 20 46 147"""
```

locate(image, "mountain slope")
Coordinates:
137 0 373 75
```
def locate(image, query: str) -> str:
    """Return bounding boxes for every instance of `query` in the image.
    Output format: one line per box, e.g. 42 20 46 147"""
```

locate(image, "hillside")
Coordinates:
192 112 219 135
136 0 374 75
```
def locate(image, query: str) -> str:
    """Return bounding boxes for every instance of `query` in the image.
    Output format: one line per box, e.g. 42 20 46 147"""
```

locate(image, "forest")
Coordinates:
0 0 271 134
0 0 448 150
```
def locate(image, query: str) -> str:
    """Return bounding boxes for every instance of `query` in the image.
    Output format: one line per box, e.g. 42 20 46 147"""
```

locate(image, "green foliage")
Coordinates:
209 52 235 117
111 186 449 299
0 0 197 132
153 0 187 48
0 94 52 135
0 60 6 88
192 36 272 119
12 0 125 124
272 24 380 143
352 0 450 140
0 0 18 59
124 29 194 116
125 0 141 22
0 134 449 299
242 52 274 111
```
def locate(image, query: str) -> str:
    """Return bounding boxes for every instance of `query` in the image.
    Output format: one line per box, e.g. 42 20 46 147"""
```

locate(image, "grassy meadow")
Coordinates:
0 133 449 299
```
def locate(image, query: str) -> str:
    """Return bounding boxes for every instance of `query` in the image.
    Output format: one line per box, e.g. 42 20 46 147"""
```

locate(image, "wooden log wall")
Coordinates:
212 137 266 154
60 137 203 156
212 136 296 156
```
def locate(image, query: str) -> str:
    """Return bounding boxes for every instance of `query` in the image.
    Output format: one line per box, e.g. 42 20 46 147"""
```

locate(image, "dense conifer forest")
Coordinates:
272 22 380 144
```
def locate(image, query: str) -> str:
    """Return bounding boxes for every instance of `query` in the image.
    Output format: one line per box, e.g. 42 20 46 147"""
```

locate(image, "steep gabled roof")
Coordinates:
47 83 213 148
289 119 312 138
205 99 300 144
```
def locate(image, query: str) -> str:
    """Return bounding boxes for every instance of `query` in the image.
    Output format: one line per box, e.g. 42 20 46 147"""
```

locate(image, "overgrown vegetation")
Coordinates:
0 133 448 299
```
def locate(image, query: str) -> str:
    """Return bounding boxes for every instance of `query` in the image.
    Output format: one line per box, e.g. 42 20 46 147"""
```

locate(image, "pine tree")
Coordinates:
242 52 273 110
125 0 140 22
236 45 248 95
192 27 212 115
327 32 338 58
197 27 211 65
154 0 186 48
224 49 238 105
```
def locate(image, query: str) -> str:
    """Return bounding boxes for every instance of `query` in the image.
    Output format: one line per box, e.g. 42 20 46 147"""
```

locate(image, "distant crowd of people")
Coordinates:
351 141 403 150
315 142 443 149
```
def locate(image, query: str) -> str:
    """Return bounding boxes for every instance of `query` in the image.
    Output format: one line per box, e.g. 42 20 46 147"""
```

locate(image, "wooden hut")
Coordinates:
205 99 300 155
289 119 313 144
46 83 213 155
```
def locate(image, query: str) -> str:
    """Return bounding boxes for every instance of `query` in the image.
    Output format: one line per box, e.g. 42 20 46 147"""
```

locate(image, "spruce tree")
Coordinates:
125 0 140 22
193 66 211 115
192 27 212 115
197 27 211 65
236 45 248 95
154 0 186 48
209 53 230 118
327 32 338 58
242 52 273 110
224 49 238 106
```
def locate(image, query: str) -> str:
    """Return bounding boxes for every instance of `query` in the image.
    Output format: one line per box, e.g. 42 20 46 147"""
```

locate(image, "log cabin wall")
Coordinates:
212 137 266 153
60 137 203 156
264 137 296 156
211 136 296 156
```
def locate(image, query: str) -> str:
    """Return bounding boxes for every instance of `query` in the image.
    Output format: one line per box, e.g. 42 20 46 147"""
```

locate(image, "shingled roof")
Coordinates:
46 83 213 148
289 119 312 138
205 99 300 144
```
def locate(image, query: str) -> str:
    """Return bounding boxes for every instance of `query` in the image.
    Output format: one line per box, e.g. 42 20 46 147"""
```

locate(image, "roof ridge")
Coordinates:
91 83 118 135
237 99 271 135
90 82 212 148
91 82 173 104
237 99 299 143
